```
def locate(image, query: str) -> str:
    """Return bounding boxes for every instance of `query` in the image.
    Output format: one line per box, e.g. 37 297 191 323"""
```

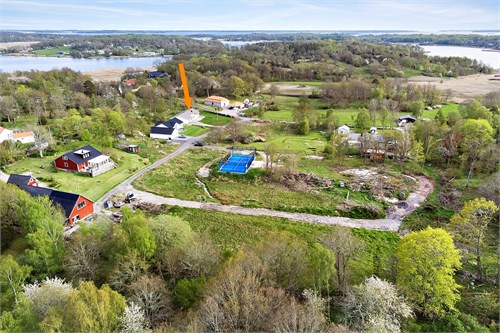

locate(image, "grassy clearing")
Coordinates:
244 130 328 154
182 125 210 137
5 142 158 201
32 46 70 56
134 149 223 202
199 111 232 126
272 81 324 87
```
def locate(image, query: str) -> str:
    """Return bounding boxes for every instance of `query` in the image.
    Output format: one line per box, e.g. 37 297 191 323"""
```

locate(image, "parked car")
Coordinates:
113 201 125 208
193 141 205 146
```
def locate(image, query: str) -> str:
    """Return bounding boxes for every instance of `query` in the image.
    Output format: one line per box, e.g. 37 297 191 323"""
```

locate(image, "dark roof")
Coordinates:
150 126 176 135
58 145 102 165
153 117 183 129
399 115 417 121
147 71 167 78
7 174 33 187
15 183 85 219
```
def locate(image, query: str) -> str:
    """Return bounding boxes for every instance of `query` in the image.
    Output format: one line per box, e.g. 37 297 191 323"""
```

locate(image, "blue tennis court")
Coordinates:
219 154 255 174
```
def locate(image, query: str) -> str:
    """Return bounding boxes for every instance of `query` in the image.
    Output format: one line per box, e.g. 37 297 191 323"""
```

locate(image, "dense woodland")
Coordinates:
0 36 499 332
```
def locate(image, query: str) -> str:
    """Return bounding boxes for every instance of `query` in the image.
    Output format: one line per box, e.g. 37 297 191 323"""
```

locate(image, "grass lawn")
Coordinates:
32 46 71 56
6 145 152 201
421 103 459 118
134 148 223 202
245 130 328 154
182 125 210 137
0 115 39 130
200 111 232 126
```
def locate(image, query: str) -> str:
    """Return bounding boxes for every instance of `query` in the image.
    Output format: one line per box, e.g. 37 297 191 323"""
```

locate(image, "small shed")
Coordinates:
369 127 377 134
127 145 140 153
337 125 350 135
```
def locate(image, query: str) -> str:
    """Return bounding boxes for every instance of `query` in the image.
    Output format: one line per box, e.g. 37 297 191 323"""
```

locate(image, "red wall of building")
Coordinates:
68 196 94 225
54 157 80 171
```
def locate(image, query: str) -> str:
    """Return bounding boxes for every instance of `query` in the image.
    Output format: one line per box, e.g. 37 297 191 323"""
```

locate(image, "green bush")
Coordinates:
419 313 489 333
175 277 206 309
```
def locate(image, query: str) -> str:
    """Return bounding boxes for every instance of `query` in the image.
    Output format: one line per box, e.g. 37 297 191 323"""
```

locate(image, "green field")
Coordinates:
200 111 232 126
182 125 210 137
244 130 328 154
32 46 71 56
262 95 459 125
134 148 223 202
6 144 157 201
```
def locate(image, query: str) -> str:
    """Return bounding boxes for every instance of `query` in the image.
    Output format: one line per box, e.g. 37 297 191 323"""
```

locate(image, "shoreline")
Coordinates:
1 53 173 59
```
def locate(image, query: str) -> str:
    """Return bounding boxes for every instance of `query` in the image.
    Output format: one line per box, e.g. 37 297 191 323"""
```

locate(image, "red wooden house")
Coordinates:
7 174 94 225
54 145 115 177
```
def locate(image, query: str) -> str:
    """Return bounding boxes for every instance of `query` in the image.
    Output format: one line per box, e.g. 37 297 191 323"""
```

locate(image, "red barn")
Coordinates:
8 174 94 225
54 145 115 177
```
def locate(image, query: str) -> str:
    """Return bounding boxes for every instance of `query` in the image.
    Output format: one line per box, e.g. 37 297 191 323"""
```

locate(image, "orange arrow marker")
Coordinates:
178 63 192 109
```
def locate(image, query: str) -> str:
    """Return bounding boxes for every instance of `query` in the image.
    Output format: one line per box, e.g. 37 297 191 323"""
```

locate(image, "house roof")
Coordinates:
58 145 103 165
124 78 136 86
204 96 229 103
154 117 184 128
175 109 201 122
12 181 92 219
151 126 176 135
12 131 34 139
399 115 416 121
7 174 33 187
0 127 4 135
147 71 167 78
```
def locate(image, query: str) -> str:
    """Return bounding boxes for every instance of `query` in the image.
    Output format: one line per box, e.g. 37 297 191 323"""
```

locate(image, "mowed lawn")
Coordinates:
245 130 328 154
199 111 232 126
182 125 210 137
6 147 150 201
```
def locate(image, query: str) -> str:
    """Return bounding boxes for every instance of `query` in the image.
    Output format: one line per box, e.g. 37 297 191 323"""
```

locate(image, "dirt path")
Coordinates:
386 176 434 220
110 173 434 232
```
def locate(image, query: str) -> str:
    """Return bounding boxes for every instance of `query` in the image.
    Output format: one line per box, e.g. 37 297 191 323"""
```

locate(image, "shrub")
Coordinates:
175 277 206 309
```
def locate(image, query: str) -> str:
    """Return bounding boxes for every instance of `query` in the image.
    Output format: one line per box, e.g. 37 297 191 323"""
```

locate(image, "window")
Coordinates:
64 162 68 167
72 215 80 222
77 201 86 210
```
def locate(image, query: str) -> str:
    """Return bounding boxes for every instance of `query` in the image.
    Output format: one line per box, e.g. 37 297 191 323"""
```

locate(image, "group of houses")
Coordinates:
150 109 204 140
0 126 35 144
203 96 254 110
5 144 118 225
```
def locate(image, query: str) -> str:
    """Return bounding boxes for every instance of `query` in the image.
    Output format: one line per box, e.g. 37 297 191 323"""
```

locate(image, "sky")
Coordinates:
0 0 499 31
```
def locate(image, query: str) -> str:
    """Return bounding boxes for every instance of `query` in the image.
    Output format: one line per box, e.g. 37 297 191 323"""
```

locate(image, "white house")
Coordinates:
369 127 378 134
0 127 13 143
337 125 350 135
150 126 180 140
175 109 204 124
12 131 35 144
204 96 230 108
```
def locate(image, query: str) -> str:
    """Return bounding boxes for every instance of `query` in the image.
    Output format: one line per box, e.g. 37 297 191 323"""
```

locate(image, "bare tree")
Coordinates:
129 275 173 327
0 96 20 122
320 228 364 293
26 125 53 157
269 84 280 103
